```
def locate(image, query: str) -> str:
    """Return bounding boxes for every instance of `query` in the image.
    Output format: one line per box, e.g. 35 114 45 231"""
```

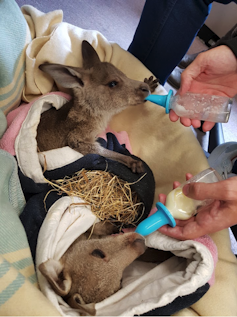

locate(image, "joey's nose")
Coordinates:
127 232 145 244
126 233 146 253
139 83 150 95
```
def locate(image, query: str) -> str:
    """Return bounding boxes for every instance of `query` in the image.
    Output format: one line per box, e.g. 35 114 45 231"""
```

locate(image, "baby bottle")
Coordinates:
146 90 232 123
135 168 222 236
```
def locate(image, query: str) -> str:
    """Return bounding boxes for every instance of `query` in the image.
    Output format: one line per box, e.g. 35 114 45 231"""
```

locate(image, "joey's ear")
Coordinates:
38 259 72 297
39 63 86 89
81 40 101 69
67 293 96 316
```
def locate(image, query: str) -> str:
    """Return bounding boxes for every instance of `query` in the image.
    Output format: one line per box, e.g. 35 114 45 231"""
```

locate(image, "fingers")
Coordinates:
179 55 204 95
159 210 217 240
169 112 191 127
158 177 237 240
179 117 192 127
173 181 181 189
158 221 204 240
169 110 202 129
180 117 201 128
190 119 201 128
183 177 237 201
185 173 193 180
179 73 192 95
169 110 193 127
202 121 215 132
159 177 192 205
158 193 166 205
169 110 179 122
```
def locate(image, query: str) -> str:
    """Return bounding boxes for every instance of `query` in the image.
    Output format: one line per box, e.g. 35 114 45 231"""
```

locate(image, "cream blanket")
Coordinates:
1 3 237 316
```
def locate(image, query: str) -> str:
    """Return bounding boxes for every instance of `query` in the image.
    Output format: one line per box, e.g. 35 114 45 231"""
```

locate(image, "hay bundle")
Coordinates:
46 169 145 228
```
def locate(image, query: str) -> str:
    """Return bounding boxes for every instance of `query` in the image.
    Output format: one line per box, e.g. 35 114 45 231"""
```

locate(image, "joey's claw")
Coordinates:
136 160 144 173
129 159 144 173
144 76 159 93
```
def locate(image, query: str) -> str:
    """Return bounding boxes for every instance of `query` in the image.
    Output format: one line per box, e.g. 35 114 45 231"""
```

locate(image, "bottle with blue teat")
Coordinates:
135 168 222 237
146 90 232 123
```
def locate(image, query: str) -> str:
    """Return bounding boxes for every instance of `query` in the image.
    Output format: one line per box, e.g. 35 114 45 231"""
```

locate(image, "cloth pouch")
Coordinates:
36 195 216 316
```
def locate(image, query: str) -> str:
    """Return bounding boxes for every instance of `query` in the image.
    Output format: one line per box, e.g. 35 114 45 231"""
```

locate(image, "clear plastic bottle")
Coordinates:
135 168 222 236
146 90 233 123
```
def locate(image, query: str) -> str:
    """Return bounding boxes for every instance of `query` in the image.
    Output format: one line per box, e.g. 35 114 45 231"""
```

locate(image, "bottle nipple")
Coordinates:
135 202 176 237
145 90 173 113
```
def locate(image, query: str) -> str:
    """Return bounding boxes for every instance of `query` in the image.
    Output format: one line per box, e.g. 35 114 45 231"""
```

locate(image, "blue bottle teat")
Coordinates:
135 202 176 236
145 90 173 114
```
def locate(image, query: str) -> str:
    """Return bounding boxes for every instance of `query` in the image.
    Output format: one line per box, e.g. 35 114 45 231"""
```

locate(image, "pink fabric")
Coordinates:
0 102 32 156
194 235 218 286
0 92 71 156
98 128 133 154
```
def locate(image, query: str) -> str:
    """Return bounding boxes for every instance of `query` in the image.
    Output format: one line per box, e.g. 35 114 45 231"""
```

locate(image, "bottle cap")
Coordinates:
135 202 176 236
145 90 173 114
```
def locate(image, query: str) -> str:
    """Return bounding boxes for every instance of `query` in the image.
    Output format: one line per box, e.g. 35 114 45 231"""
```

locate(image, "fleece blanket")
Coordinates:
0 149 59 316
1 3 237 316
0 0 31 114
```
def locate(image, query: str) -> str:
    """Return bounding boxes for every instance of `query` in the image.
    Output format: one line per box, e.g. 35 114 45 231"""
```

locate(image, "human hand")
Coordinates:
158 175 237 240
169 45 237 132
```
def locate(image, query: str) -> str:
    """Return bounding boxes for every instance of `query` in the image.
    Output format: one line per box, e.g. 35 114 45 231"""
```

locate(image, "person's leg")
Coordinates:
128 0 212 85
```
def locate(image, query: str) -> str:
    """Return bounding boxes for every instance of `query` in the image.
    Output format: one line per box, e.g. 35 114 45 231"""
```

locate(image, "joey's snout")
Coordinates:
139 83 150 97
126 232 146 254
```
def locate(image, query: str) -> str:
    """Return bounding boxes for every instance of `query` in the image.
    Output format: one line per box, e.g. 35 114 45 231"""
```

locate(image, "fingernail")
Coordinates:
182 184 189 196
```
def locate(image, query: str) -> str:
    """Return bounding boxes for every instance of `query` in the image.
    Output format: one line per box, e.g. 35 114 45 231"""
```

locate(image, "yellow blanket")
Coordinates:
1 3 237 316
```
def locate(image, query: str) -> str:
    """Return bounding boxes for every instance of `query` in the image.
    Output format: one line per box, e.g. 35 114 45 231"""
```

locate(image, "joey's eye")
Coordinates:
108 81 118 88
91 249 106 259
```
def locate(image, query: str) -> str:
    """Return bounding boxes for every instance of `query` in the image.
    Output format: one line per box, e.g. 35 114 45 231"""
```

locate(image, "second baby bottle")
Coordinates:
135 168 222 236
164 167 223 220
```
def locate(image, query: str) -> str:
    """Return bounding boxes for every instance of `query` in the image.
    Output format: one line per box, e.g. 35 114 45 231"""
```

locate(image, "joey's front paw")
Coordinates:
128 157 144 173
94 222 119 235
144 76 159 93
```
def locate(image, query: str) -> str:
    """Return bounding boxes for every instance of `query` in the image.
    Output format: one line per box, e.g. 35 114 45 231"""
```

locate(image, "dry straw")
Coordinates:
45 169 145 229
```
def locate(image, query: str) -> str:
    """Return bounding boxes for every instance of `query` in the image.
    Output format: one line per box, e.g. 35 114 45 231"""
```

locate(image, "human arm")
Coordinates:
158 176 237 240
169 43 237 131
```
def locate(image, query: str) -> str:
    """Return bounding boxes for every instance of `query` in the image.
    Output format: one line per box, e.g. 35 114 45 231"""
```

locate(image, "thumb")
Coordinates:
182 178 236 201
179 73 192 95
179 59 203 95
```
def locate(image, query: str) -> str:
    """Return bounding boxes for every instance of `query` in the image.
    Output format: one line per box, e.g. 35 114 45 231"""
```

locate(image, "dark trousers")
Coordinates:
128 0 236 85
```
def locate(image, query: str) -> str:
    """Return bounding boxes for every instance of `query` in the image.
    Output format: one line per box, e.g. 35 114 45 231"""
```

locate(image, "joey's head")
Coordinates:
38 232 146 314
39 40 150 117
